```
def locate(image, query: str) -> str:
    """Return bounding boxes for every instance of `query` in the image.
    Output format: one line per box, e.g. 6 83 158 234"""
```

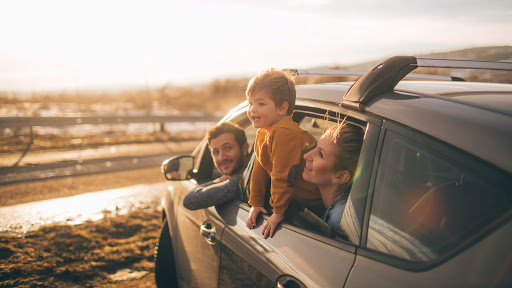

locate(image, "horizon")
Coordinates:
1 0 511 93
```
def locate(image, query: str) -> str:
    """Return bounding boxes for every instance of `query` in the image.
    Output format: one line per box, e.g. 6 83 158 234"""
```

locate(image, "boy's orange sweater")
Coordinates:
248 115 322 214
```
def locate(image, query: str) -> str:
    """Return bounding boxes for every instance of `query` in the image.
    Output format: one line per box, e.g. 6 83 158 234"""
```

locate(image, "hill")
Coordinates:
296 46 512 85
345 46 512 69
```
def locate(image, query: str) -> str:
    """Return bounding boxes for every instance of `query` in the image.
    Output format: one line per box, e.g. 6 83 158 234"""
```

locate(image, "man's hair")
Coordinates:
245 68 296 115
207 122 247 148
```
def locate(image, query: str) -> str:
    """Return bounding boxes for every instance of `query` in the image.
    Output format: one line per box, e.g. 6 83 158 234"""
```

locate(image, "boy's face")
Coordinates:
247 90 288 130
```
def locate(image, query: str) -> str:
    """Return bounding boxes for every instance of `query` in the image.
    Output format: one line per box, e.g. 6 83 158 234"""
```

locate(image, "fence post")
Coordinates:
13 126 34 167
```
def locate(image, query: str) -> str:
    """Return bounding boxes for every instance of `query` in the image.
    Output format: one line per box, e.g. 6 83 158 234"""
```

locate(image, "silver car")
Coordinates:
155 56 512 287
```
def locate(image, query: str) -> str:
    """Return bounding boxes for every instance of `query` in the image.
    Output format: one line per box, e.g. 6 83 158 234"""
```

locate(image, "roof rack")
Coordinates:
342 56 512 110
416 58 512 70
285 68 464 81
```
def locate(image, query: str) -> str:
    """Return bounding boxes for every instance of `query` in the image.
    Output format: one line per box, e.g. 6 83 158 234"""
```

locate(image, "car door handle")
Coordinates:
277 275 306 288
200 222 216 244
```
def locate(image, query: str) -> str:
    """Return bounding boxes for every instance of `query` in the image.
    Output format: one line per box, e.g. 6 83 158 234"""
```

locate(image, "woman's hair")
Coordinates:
245 68 296 115
327 123 365 193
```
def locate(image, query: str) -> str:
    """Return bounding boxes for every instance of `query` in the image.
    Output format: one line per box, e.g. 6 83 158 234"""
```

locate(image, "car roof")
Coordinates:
296 80 512 175
394 81 512 116
297 80 512 113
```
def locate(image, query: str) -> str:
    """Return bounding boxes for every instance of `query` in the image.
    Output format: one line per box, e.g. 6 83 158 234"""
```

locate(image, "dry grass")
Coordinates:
0 208 161 287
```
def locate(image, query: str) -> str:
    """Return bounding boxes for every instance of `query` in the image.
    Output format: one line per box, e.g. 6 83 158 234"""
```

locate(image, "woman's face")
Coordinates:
303 132 339 186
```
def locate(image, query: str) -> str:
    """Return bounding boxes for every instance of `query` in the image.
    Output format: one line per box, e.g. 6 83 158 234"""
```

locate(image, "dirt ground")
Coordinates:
0 207 162 288
0 167 168 287
0 135 200 287
0 167 165 207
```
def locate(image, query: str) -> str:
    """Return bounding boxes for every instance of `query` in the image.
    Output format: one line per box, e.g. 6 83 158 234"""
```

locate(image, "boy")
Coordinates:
245 68 322 238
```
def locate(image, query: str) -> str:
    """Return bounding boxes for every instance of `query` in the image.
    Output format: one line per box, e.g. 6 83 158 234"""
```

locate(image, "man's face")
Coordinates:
209 133 247 176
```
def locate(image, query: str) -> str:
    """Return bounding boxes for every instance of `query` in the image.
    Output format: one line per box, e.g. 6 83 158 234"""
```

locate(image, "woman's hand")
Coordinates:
262 213 284 239
246 206 267 229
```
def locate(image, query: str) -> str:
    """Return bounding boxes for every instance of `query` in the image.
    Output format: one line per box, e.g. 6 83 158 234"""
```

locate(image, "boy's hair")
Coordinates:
207 122 247 148
246 68 296 115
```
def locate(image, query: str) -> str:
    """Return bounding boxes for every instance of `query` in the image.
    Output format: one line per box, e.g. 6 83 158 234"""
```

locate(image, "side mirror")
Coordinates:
161 155 194 181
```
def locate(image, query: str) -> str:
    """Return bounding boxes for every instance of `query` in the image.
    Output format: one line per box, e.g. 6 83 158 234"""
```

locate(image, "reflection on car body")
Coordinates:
368 216 436 262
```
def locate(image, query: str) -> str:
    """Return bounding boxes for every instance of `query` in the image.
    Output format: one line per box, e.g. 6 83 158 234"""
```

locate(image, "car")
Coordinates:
155 56 512 288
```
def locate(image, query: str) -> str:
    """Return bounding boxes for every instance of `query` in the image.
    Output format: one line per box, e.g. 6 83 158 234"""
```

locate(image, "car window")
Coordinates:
191 137 217 184
239 111 370 243
285 114 368 242
367 130 511 262
298 116 336 140
244 124 257 150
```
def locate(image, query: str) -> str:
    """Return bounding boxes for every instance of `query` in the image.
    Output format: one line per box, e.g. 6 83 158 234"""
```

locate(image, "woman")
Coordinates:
302 123 364 233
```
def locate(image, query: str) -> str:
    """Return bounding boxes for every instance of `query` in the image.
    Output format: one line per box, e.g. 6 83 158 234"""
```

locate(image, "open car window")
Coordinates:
288 114 368 243
239 111 369 244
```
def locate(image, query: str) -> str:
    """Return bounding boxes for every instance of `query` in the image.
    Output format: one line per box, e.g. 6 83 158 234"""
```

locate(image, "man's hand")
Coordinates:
246 206 267 229
262 213 284 239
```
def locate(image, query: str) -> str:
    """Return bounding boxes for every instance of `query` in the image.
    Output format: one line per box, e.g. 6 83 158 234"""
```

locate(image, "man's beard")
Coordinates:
228 151 245 176
217 149 244 177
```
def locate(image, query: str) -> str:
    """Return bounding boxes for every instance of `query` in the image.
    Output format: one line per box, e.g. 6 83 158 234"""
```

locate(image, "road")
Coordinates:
0 154 170 184
0 140 199 185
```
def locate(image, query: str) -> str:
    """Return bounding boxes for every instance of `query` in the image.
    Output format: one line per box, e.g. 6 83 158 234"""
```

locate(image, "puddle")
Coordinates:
0 181 169 235
109 269 149 281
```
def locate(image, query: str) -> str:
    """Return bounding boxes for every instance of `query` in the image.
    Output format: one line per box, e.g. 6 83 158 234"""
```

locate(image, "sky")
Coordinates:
0 0 511 92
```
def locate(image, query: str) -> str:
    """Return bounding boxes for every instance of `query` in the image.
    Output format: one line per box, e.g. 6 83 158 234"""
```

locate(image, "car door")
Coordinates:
217 111 381 287
346 122 512 287
165 137 226 288
218 204 357 288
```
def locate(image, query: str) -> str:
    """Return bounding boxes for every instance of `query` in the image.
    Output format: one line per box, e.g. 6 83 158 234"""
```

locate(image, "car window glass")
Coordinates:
367 130 511 262
299 117 336 140
239 124 258 203
244 124 257 149
191 137 217 184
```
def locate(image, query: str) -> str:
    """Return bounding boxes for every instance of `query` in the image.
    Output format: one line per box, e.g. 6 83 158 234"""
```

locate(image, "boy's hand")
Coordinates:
262 213 284 239
246 206 267 229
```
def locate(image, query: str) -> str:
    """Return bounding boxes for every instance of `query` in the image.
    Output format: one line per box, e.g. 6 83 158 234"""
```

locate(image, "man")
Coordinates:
183 122 250 210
